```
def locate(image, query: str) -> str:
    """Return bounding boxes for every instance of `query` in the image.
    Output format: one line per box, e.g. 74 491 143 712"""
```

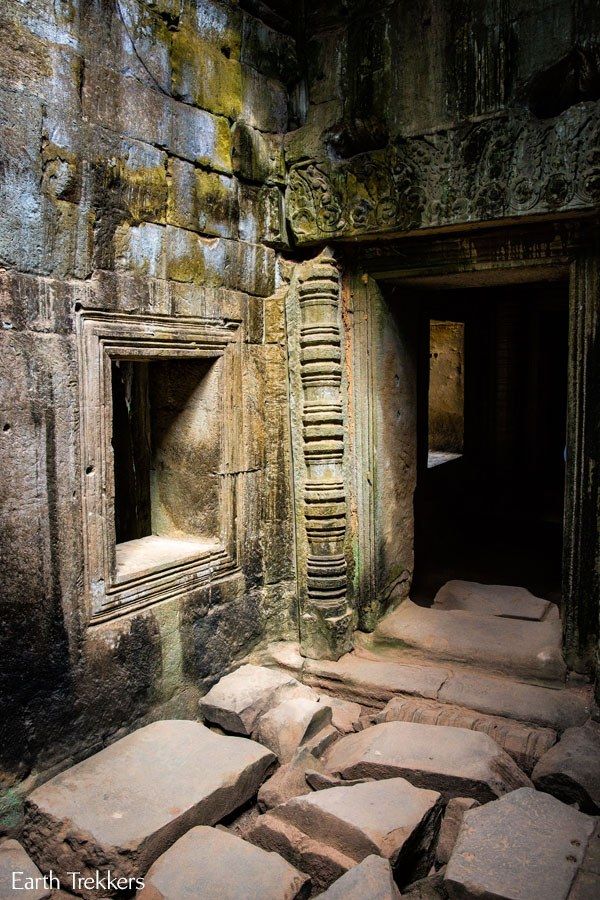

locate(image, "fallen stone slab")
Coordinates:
255 697 333 762
0 839 51 899
314 855 401 899
249 778 442 891
137 825 310 900
532 719 600 813
435 797 479 866
318 695 362 733
433 580 557 621
373 695 556 773
374 599 565 681
249 811 356 894
200 664 314 735
258 746 325 811
303 723 341 757
22 720 275 899
444 787 596 900
324 721 532 802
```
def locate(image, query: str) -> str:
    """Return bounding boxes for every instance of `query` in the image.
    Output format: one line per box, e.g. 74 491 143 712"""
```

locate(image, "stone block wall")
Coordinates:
0 0 300 825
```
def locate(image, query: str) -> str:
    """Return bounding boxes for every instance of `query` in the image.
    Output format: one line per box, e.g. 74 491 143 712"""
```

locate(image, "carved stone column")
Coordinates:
286 248 354 659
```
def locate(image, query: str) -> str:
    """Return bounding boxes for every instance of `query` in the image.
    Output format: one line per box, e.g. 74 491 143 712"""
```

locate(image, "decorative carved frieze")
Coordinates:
286 102 600 244
286 249 354 659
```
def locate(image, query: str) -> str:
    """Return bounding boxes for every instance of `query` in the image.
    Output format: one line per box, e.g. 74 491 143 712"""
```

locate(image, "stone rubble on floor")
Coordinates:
444 787 597 900
20 720 275 899
11 639 600 900
247 777 443 893
323 721 532 801
137 825 310 900
200 663 361 762
532 719 600 814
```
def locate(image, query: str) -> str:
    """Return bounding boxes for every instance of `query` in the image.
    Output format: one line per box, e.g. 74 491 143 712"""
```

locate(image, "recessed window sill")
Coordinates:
427 451 463 469
115 535 222 583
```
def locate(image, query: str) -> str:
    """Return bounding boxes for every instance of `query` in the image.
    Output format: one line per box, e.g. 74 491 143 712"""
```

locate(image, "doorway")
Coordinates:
411 281 569 606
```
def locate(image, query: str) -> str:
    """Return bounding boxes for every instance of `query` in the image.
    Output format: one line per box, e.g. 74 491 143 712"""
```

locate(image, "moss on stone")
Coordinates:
170 26 242 119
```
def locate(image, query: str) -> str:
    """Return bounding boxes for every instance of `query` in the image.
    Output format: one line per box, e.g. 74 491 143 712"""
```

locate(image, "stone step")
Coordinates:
444 787 597 900
372 599 566 682
323 721 532 803
21 720 275 899
137 825 310 900
248 778 442 893
296 648 589 733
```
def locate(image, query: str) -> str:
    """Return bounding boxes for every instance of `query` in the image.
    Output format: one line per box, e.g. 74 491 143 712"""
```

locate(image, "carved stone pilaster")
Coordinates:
286 248 354 659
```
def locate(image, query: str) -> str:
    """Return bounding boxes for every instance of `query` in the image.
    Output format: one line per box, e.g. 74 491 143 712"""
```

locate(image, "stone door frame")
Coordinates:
343 216 599 678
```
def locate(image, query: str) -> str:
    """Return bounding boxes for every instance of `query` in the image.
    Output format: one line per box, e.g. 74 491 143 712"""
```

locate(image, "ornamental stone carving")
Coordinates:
286 101 600 244
286 248 354 659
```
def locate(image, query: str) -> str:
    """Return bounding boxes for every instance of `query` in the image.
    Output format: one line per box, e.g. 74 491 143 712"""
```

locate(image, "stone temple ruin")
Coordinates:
1 0 599 897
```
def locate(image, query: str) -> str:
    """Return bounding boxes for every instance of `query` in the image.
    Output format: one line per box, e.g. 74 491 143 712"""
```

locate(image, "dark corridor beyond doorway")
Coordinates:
412 281 569 607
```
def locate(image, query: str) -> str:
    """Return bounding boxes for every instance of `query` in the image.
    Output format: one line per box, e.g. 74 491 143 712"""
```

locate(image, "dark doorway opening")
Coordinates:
412 280 569 606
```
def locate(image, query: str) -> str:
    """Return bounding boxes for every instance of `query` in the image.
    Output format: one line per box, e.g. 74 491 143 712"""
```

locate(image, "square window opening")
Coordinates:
111 356 223 581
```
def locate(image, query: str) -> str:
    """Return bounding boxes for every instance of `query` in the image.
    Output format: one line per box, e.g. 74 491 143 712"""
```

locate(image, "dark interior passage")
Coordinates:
412 280 569 606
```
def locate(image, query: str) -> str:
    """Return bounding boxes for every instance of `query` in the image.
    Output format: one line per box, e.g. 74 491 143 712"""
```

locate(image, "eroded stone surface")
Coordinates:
444 788 597 900
137 825 310 900
532 719 600 813
315 854 401 899
248 778 442 891
0 839 50 900
433 580 557 621
199 664 311 735
22 721 275 898
324 721 532 802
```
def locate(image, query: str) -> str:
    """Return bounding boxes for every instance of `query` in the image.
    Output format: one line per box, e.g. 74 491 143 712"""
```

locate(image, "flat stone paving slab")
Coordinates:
137 825 310 900
444 787 597 900
22 720 275 898
374 599 565 682
314 854 401 899
532 719 600 814
0 839 51 900
200 664 312 735
324 721 532 802
249 778 442 891
433 580 557 621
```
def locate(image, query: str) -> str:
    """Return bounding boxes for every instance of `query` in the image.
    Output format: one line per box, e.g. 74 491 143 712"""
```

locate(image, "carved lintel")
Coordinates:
287 248 354 659
285 102 600 244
